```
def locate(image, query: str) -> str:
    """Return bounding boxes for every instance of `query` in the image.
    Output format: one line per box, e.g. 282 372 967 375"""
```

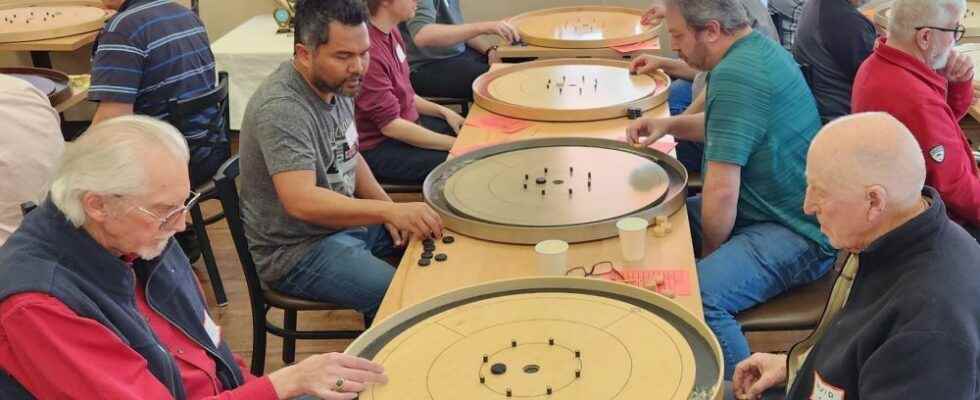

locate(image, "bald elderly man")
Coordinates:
0 116 386 399
729 113 980 400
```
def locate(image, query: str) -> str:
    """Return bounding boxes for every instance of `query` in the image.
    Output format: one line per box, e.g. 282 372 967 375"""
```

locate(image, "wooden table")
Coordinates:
0 30 99 68
375 100 705 322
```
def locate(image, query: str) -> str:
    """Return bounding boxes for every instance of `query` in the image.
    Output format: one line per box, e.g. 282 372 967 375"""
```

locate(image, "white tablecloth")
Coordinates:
211 15 293 130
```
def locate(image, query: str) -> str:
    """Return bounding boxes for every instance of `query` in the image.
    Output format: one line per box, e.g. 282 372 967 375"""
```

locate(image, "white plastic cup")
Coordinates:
534 239 569 276
617 217 649 262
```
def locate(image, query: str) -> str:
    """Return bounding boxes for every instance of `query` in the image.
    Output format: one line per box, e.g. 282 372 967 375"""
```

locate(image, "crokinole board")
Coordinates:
424 137 688 244
875 1 980 42
508 6 659 49
0 5 110 43
0 67 71 105
345 277 723 400
473 59 670 122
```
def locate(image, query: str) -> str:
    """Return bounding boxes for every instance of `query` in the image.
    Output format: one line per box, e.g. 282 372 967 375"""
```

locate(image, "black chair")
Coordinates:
165 71 231 307
19 202 37 216
212 156 364 375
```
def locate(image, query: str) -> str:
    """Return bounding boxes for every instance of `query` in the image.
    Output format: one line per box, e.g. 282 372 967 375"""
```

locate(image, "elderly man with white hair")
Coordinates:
0 116 387 399
730 112 980 400
852 0 980 241
628 0 833 378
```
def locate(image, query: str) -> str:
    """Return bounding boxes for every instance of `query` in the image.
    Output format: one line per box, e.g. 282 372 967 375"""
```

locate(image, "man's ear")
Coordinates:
295 43 313 69
701 20 724 43
865 185 888 223
82 193 111 224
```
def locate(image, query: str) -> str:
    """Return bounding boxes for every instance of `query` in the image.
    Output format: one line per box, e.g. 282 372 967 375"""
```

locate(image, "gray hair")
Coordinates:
50 115 189 227
888 0 965 42
665 0 751 34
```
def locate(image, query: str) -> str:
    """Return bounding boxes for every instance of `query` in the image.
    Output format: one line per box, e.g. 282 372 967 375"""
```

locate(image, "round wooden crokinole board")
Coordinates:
443 146 670 227
473 59 669 122
346 278 724 400
509 6 659 49
0 5 110 43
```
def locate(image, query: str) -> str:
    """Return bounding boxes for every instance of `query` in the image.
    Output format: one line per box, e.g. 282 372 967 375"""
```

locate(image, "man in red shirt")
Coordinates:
852 0 979 240
357 0 465 184
0 116 387 399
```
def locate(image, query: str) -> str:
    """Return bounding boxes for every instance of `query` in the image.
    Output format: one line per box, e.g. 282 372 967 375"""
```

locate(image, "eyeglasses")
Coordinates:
132 191 202 230
565 261 626 281
915 24 967 42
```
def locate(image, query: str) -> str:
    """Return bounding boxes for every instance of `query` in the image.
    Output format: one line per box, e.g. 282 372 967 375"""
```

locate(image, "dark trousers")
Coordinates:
410 48 490 100
189 142 231 187
361 115 455 185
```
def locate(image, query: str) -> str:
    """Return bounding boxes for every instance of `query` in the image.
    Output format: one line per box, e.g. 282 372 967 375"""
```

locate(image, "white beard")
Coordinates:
137 234 175 260
930 42 954 70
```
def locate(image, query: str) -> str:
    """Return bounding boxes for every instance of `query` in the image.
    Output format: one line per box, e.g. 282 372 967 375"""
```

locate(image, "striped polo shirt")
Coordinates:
89 0 223 160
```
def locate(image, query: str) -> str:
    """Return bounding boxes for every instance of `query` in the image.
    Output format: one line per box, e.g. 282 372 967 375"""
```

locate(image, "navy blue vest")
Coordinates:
0 200 245 398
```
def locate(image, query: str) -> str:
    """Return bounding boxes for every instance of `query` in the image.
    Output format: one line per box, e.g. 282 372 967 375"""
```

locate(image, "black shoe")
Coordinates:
175 230 202 264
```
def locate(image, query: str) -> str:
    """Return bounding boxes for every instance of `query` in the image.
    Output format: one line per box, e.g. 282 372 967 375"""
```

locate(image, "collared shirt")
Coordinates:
89 0 223 159
0 75 63 246
852 39 980 229
356 23 420 151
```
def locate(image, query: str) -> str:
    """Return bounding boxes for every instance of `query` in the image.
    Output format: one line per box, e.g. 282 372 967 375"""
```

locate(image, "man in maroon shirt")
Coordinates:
0 116 387 399
852 0 979 241
357 0 465 184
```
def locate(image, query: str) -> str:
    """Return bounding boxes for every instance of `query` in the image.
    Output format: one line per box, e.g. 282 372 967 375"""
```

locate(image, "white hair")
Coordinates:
888 0 965 42
50 115 189 227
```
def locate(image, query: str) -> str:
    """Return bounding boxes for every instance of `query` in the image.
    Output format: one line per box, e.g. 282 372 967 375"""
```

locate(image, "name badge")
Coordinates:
203 313 222 347
396 43 407 63
811 372 845 400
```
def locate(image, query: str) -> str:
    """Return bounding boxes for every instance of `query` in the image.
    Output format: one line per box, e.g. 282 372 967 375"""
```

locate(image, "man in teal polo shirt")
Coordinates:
627 0 834 378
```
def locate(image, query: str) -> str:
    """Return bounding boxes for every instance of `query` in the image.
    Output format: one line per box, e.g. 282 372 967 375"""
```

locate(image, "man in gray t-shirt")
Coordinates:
398 0 519 99
239 0 443 322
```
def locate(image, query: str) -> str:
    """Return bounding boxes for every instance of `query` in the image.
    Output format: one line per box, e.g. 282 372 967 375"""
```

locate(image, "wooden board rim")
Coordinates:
508 5 660 49
346 276 724 400
0 66 71 105
472 58 670 122
0 5 110 44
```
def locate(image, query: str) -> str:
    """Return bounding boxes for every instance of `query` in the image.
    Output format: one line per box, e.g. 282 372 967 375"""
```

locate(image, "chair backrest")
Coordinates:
211 156 267 310
165 71 230 145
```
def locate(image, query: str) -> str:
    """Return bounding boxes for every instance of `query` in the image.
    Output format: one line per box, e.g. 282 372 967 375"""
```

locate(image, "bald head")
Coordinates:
808 112 925 208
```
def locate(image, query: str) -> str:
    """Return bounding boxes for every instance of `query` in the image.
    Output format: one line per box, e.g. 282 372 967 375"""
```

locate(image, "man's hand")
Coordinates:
941 49 975 83
384 223 410 247
383 202 444 241
629 55 670 76
641 3 666 25
443 109 466 134
626 117 671 147
479 20 521 45
732 353 788 400
268 352 388 399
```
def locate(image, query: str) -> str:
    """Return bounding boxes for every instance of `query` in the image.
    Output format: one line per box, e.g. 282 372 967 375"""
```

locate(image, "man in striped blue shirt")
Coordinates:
89 0 226 188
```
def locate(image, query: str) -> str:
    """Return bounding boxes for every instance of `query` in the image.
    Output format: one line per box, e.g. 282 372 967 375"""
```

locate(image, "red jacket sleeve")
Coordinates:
0 293 279 400
947 79 974 120
901 100 980 226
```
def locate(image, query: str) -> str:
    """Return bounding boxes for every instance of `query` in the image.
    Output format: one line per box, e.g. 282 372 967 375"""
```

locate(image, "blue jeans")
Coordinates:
667 79 704 173
687 197 833 378
361 115 454 185
272 225 399 325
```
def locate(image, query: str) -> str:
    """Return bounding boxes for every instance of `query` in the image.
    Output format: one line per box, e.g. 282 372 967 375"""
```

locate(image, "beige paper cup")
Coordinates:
617 217 649 262
534 239 569 276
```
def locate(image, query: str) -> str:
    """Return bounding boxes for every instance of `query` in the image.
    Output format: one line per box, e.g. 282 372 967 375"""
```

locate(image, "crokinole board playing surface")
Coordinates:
425 138 688 244
443 146 670 227
0 5 110 43
508 6 659 49
473 59 670 122
345 277 723 400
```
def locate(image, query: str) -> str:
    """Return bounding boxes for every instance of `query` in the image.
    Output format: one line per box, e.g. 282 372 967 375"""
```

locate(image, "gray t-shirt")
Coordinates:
238 62 360 284
399 0 466 70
